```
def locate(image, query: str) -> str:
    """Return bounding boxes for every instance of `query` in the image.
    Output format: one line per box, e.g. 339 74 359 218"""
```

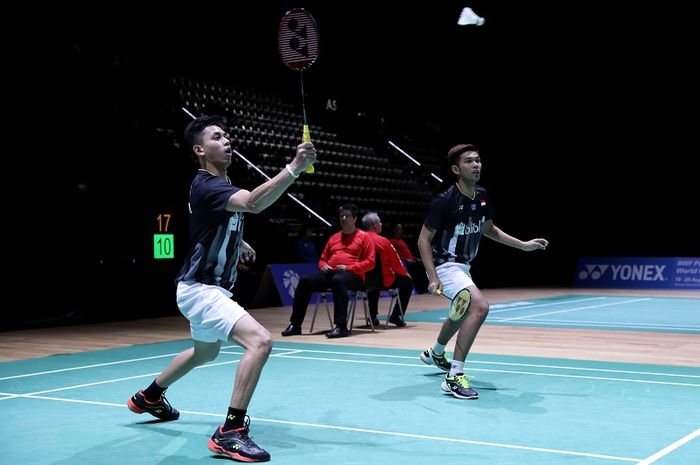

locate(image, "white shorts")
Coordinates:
436 262 475 300
176 281 248 343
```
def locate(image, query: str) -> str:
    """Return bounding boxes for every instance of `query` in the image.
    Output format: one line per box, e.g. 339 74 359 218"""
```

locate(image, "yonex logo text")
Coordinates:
578 264 666 281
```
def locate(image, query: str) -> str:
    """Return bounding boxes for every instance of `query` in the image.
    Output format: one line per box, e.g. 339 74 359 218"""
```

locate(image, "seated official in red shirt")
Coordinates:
362 213 414 327
390 223 428 293
282 204 375 338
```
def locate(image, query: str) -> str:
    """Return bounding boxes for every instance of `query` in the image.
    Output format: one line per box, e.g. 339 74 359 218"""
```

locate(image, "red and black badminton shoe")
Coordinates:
208 417 270 462
127 390 180 421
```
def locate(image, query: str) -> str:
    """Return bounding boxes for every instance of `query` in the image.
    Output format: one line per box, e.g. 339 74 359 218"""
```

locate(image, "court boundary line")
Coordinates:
0 351 188 381
262 353 700 387
0 392 642 463
1 349 696 404
1 346 697 383
489 296 606 314
497 298 650 322
487 318 700 331
264 348 700 379
635 427 700 465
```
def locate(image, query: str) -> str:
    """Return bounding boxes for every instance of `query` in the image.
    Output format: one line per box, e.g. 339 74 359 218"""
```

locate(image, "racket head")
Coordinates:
278 8 319 71
448 289 471 321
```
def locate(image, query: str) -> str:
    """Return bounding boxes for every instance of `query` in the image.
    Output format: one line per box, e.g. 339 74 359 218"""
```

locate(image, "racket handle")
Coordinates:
302 124 314 173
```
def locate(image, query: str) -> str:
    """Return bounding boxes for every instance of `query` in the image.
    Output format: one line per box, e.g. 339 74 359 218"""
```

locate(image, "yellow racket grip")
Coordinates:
302 125 314 173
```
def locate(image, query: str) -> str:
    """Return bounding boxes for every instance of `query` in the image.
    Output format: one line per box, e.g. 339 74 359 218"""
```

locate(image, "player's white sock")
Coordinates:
449 360 464 377
432 343 446 356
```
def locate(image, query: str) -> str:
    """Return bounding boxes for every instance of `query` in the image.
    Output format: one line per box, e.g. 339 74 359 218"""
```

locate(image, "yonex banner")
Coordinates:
575 257 700 289
267 263 398 306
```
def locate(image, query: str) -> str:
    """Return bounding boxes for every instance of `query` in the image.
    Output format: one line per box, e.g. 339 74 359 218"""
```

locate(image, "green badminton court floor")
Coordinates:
1 338 698 465
405 295 700 333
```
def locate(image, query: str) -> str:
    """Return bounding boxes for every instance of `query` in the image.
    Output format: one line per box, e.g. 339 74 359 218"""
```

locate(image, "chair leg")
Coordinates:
309 293 320 333
384 289 402 329
384 292 393 329
396 290 404 321
361 292 374 332
325 296 333 329
348 291 373 333
309 293 333 334
347 291 357 334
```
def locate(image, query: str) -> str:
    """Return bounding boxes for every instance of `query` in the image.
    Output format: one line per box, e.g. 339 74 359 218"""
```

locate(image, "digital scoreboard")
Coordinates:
153 213 174 259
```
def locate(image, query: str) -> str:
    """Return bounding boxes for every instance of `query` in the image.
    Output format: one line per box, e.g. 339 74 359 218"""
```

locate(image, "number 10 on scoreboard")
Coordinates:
153 234 174 259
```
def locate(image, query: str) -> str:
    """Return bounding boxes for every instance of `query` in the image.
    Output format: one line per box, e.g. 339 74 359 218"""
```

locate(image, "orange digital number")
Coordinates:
156 213 171 232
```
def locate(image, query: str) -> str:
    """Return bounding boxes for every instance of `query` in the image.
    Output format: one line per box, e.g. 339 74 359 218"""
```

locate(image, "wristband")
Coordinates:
286 164 299 178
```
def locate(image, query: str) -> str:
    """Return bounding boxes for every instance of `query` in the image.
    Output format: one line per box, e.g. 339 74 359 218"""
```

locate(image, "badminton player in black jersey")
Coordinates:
127 115 316 462
418 144 548 399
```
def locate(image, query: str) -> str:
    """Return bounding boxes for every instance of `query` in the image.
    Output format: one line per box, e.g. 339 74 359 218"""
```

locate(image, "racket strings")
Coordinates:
279 10 319 71
449 290 472 321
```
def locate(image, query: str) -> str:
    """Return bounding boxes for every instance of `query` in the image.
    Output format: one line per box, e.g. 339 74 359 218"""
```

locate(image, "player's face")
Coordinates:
456 151 481 182
201 125 232 169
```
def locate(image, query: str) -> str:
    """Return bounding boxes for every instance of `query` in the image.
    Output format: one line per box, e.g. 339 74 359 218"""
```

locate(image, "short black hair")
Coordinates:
184 115 224 152
447 144 479 166
338 203 359 217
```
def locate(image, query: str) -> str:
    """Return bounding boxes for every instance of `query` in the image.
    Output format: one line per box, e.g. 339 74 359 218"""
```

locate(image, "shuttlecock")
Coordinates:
458 7 484 26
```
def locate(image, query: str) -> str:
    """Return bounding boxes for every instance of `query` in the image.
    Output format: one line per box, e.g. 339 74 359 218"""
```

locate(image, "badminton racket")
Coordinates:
279 8 319 173
436 288 471 321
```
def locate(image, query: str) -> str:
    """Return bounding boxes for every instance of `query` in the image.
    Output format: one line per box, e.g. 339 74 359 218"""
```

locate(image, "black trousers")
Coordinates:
290 270 365 327
404 260 428 293
367 274 414 318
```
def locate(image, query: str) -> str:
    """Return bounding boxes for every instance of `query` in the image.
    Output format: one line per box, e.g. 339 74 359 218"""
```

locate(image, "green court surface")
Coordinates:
1 340 698 465
404 295 700 333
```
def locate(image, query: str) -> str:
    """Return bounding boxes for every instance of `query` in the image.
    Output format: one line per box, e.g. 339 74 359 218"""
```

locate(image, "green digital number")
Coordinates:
154 234 174 259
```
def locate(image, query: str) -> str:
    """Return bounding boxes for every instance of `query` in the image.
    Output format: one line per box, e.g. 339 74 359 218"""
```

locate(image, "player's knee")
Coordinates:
255 328 273 357
472 300 489 320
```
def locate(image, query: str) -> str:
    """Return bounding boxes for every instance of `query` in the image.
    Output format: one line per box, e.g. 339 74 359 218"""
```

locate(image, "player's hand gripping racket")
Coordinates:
436 288 472 322
279 8 319 173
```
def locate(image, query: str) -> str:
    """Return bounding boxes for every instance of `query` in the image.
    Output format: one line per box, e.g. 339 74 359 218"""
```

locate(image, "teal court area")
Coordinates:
404 295 700 333
1 339 698 465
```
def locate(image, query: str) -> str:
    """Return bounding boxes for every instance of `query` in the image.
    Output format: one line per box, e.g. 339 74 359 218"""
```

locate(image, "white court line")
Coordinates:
0 351 186 381
226 350 700 385
491 318 700 329
3 346 697 384
497 298 650 322
489 296 605 314
0 360 239 400
0 349 300 400
2 351 696 403
635 427 700 465
0 343 245 381
1 393 641 463
265 354 700 387
239 347 700 379
473 361 700 379
488 318 700 332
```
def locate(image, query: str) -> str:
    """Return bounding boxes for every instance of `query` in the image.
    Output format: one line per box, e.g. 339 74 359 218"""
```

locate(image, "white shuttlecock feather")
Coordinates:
458 7 485 26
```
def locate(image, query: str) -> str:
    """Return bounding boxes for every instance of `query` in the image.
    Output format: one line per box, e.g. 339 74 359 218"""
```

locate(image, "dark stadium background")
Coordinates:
23 1 696 328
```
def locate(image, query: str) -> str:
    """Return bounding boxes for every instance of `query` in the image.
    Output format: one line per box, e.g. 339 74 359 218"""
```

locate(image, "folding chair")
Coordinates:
309 289 365 333
363 253 404 329
347 288 374 333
